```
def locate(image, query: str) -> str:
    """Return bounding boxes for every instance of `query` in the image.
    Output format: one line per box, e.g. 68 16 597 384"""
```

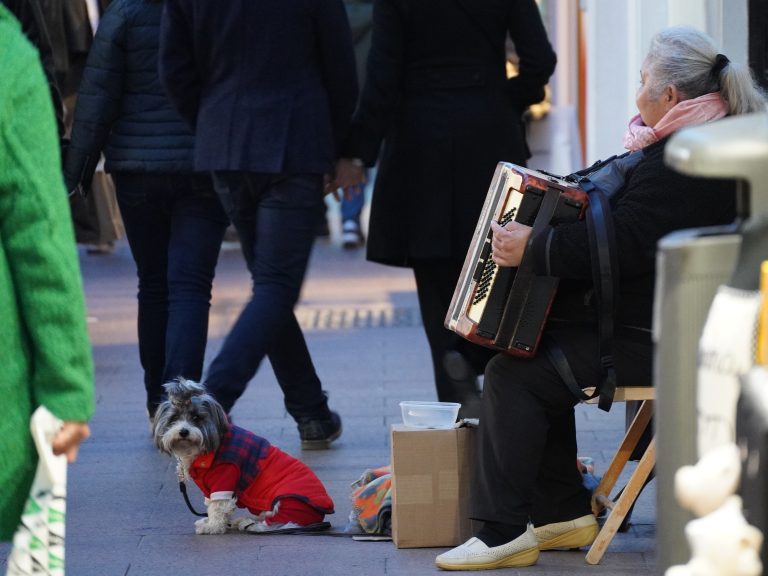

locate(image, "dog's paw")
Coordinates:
195 518 227 535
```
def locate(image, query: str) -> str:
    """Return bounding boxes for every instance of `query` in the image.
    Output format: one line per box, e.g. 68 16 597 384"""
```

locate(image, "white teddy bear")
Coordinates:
665 443 763 576
666 496 762 576
673 443 741 517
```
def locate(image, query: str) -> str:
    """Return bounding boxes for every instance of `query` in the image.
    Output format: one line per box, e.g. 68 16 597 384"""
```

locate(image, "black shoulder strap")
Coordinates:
586 188 618 411
545 187 618 412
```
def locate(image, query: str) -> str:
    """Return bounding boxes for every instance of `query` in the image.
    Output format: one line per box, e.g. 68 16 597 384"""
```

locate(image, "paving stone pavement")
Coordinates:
1 222 657 576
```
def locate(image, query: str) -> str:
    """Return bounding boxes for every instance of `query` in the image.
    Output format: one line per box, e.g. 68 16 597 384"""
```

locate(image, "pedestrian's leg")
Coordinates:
205 173 326 416
267 317 330 421
163 174 228 388
256 174 341 446
204 172 262 411
340 184 365 248
267 315 341 448
412 259 493 417
340 184 364 222
411 259 465 403
113 173 171 417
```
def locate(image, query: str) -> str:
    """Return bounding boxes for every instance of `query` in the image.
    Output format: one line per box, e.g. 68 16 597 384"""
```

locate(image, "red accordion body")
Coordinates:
445 162 588 357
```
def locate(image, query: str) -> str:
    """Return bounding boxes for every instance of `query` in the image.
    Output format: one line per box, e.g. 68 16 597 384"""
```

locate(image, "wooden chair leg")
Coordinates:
586 437 656 565
591 399 654 516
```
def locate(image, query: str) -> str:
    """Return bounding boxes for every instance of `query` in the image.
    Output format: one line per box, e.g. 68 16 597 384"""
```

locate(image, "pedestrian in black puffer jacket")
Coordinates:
63 0 229 422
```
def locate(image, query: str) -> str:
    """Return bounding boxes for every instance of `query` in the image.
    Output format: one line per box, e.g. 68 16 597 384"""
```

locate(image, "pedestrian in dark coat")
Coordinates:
63 0 229 420
159 0 358 449
333 0 557 415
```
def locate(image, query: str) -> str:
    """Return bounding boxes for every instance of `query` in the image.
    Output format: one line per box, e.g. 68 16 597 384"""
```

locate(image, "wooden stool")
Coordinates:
582 386 656 565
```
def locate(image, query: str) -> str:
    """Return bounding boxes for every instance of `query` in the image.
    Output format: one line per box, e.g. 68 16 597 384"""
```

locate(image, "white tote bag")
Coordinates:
6 406 67 576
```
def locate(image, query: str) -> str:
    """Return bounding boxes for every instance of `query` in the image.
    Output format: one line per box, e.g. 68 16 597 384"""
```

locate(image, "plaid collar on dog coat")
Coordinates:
192 425 271 495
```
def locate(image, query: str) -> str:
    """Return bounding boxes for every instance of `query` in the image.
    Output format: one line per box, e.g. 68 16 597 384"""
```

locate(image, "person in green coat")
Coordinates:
0 4 95 540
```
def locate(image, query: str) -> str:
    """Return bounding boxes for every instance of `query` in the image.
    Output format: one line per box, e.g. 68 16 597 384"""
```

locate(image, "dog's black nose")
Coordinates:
179 428 189 438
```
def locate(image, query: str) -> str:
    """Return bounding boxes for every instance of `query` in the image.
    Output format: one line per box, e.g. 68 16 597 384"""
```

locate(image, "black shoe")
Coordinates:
298 411 342 450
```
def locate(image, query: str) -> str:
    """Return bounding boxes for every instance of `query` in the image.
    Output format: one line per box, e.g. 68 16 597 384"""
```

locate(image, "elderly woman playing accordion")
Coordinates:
436 26 767 571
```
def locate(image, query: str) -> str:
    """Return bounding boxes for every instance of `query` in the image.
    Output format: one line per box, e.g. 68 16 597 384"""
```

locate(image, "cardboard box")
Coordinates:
390 424 476 548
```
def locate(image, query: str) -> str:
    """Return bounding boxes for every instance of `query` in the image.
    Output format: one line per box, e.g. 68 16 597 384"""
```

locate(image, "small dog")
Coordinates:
153 379 334 534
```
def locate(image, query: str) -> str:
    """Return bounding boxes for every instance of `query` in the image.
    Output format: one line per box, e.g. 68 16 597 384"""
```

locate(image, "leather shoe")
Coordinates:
435 526 539 570
534 514 598 550
298 411 342 450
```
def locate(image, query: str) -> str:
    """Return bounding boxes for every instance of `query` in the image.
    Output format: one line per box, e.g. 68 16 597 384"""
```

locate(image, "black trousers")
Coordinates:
472 324 653 527
411 258 496 403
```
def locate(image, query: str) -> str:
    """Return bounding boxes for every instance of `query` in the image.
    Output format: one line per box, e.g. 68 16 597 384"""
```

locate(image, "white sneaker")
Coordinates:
534 514 598 550
435 526 539 570
341 220 364 249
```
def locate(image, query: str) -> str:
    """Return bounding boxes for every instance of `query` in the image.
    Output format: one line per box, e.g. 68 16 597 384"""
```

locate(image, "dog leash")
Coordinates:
176 463 207 517
178 480 208 517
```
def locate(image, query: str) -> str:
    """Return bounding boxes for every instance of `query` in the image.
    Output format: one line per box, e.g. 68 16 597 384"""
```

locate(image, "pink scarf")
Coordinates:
622 92 728 151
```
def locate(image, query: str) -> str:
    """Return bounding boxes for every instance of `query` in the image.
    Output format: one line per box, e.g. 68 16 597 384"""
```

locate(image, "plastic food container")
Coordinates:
399 401 461 429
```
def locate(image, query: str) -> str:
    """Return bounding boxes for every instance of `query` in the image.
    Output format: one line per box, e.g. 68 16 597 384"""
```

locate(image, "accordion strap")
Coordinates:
545 186 618 411
544 335 589 401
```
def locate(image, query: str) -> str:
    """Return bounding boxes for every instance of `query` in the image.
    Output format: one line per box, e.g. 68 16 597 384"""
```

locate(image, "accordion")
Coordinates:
445 162 588 357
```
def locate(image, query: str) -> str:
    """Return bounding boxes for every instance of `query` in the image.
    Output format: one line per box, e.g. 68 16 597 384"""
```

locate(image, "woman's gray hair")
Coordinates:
645 26 767 115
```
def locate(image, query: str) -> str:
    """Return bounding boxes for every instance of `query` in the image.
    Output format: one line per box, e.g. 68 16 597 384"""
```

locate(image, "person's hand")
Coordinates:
490 220 532 267
323 173 341 200
333 158 366 190
52 421 91 463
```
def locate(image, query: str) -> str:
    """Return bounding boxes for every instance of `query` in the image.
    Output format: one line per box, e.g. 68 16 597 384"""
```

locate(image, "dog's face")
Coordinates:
153 379 229 459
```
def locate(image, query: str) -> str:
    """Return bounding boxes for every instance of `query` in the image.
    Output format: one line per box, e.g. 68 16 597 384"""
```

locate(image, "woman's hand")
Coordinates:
490 220 532 267
326 158 366 200
52 421 91 463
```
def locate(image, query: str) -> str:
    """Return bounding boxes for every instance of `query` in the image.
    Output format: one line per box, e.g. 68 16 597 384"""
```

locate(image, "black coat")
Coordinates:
341 0 556 266
159 0 358 175
2 0 65 135
63 0 198 190
532 137 737 333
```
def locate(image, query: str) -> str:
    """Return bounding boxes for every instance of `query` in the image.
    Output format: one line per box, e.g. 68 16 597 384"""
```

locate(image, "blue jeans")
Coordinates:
340 165 375 222
113 172 228 415
340 185 365 222
205 172 330 420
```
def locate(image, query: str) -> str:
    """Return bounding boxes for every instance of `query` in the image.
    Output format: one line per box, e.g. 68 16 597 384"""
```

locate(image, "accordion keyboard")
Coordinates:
471 206 518 306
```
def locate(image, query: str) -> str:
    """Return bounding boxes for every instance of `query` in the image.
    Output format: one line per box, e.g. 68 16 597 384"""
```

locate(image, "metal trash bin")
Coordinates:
654 111 768 573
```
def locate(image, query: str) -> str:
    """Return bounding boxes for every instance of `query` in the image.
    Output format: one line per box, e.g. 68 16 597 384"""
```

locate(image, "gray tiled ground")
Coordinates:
1 221 656 575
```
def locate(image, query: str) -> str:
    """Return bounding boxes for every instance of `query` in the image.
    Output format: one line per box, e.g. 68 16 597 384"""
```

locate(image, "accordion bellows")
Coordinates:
445 162 587 357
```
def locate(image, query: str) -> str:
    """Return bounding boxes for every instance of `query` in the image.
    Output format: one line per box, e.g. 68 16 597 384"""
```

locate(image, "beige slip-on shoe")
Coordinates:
534 514 599 550
435 526 539 570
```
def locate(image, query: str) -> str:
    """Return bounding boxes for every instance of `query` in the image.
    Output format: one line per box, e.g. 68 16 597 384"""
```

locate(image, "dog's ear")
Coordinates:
209 398 230 438
152 400 172 453
194 393 230 452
